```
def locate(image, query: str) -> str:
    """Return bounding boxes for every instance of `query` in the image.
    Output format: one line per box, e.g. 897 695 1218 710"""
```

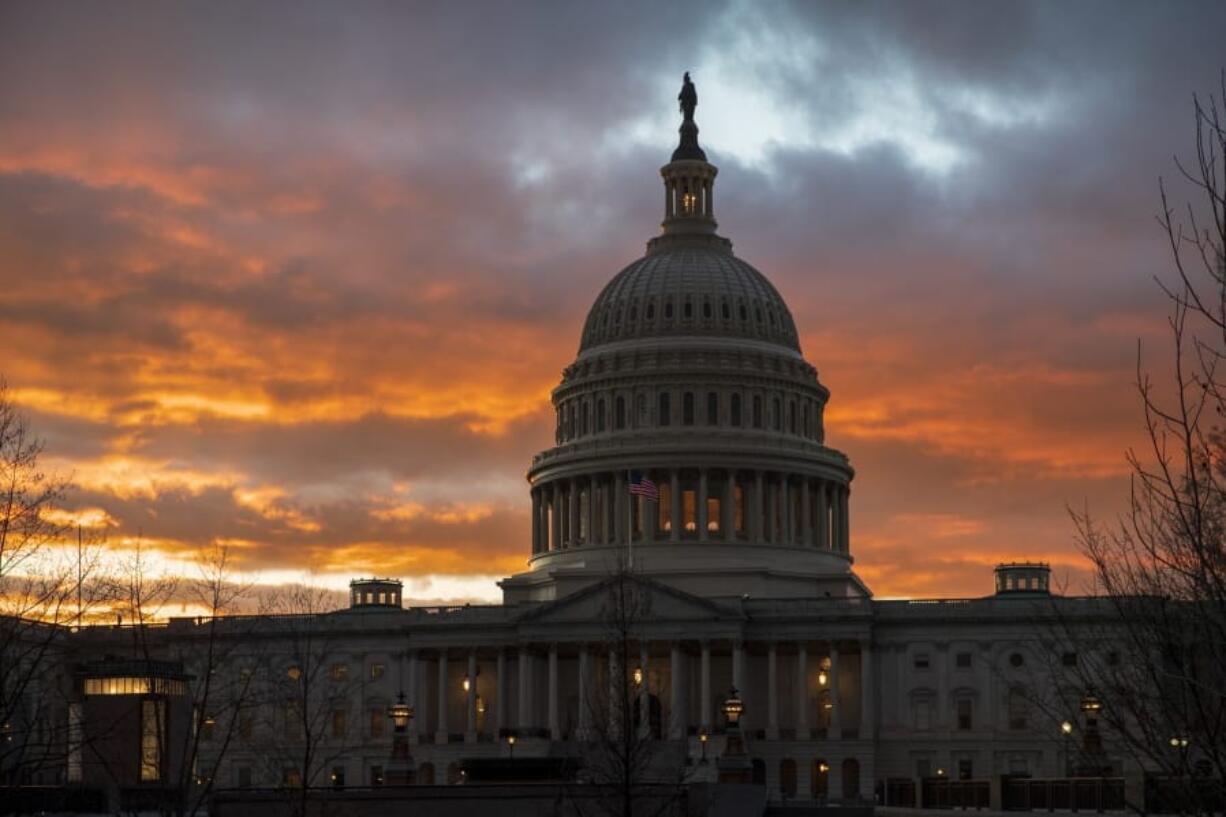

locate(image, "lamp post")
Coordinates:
1061 720 1074 777
1078 689 1104 775
387 691 415 785
699 729 708 764
1169 736 1189 776
717 686 752 783
507 733 517 760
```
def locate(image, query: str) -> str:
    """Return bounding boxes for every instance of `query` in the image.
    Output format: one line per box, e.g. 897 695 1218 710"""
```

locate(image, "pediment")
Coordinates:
517 574 741 627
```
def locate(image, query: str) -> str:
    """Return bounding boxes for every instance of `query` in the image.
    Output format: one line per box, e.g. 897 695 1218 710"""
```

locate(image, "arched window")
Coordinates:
780 758 797 798
703 300 712 319
1007 687 1029 730
636 394 648 427
706 392 718 425
615 396 626 430
683 392 695 426
596 399 606 432
417 762 435 785
664 299 674 319
789 400 797 434
646 302 655 320
722 300 731 320
567 404 575 439
803 403 810 437
773 398 782 431
658 392 671 426
739 304 748 321
555 407 563 443
752 395 763 428
842 759 860 799
581 401 590 436
731 394 742 426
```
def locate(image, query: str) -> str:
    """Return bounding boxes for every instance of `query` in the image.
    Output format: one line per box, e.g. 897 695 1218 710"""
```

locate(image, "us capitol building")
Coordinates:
11 79 1137 814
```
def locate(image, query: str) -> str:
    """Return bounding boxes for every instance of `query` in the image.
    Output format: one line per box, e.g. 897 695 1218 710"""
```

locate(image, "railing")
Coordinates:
922 778 991 810
1001 777 1125 812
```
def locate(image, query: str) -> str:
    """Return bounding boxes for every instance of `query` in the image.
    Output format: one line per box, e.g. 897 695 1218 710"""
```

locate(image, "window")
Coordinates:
707 497 721 533
703 300 712 318
282 768 302 787
1008 688 1029 730
140 699 164 782
707 392 718 425
752 395 763 428
684 300 693 318
237 766 252 788
914 654 930 670
286 665 302 680
956 698 973 731
581 402 589 435
201 712 216 740
239 713 253 740
683 392 694 425
734 484 745 535
1062 652 1077 667
370 707 386 738
682 490 697 532
789 400 796 433
914 699 932 730
370 663 385 680
330 663 349 681
331 709 347 739
1107 651 1120 666
916 758 932 779
1009 652 1025 668
658 393 670 426
664 299 673 318
331 766 345 788
731 394 742 426
636 394 648 426
615 396 626 429
370 765 384 787
955 652 972 669
773 398 782 430
658 483 672 532
957 759 974 781
596 399 606 432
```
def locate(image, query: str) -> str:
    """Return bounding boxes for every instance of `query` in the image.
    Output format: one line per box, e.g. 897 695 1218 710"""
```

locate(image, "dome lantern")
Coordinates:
658 73 720 242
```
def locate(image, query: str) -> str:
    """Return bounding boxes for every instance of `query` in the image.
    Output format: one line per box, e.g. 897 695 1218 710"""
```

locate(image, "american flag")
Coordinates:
628 471 659 501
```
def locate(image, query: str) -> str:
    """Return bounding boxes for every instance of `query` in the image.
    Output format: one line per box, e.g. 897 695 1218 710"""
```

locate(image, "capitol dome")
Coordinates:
501 75 865 604
578 244 801 353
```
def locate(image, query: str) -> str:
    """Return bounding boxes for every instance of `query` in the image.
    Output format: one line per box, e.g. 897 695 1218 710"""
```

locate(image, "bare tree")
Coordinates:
251 583 364 817
1055 72 1226 815
567 568 689 817
0 380 107 786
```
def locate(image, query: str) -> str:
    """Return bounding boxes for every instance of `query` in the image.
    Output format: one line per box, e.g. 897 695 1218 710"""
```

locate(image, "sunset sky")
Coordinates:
3 1 1224 606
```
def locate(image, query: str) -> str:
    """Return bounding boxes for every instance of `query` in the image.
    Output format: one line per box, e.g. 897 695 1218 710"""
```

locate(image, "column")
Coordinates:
829 646 841 736
568 478 580 547
816 482 829 550
700 642 712 732
588 475 599 546
601 478 612 543
764 477 775 541
465 650 477 742
517 646 531 731
669 470 681 542
531 489 541 553
407 650 420 743
752 470 764 542
495 648 507 736
550 484 562 551
840 487 851 552
435 650 449 744
732 640 745 722
800 477 811 546
638 643 650 737
861 640 874 739
608 647 621 738
766 642 779 740
722 471 735 540
548 644 560 740
577 645 592 740
669 643 685 739
645 475 659 542
796 643 809 738
697 469 708 537
782 474 792 544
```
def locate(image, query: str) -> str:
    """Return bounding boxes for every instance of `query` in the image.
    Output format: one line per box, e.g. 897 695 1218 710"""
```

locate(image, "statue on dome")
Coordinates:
678 72 697 122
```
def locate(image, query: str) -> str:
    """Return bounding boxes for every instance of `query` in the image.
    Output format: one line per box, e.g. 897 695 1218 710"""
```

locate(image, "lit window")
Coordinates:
682 490 697 532
707 497 721 533
141 699 164 781
658 483 672 532
331 709 346 739
287 665 301 680
370 707 386 738
370 663 385 680
330 663 349 681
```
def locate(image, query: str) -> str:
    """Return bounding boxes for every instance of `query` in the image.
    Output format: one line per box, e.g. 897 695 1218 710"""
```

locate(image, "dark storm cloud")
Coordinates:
2 0 1223 598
